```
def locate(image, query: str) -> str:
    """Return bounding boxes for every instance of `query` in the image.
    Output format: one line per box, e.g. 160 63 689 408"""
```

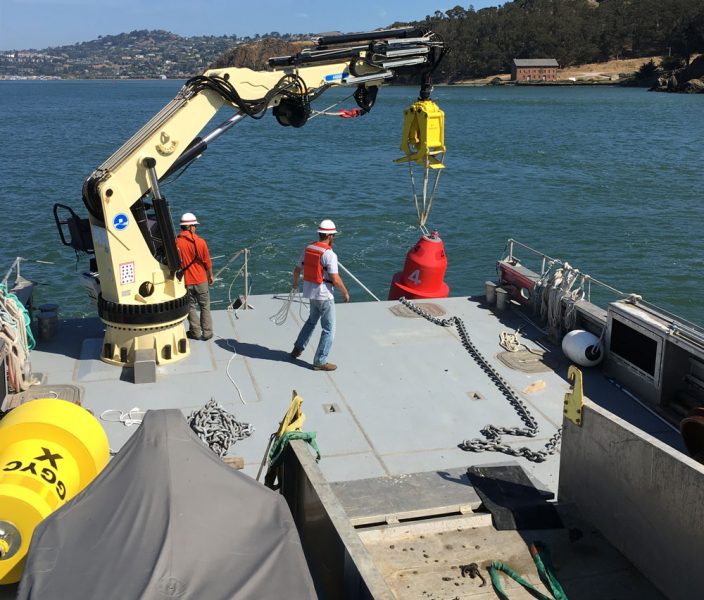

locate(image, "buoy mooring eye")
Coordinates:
0 521 21 561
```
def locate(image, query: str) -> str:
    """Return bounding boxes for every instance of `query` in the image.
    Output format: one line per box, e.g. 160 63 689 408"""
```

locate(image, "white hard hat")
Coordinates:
317 219 337 235
180 212 199 226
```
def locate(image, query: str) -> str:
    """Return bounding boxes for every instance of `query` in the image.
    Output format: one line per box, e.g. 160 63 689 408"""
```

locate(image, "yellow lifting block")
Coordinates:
395 99 446 169
0 399 109 585
275 390 306 438
563 365 584 426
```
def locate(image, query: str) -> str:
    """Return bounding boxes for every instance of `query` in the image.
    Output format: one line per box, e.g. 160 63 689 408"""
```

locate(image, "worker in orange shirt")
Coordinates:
175 212 214 341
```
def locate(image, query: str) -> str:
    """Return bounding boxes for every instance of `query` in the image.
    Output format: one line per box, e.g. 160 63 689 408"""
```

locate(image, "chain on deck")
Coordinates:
398 297 562 462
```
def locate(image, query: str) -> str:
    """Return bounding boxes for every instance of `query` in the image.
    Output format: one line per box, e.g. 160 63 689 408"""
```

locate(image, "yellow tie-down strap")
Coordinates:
275 390 306 438
395 99 446 169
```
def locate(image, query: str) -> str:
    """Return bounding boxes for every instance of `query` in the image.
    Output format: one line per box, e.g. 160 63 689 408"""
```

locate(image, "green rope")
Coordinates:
268 431 321 468
488 542 568 600
265 431 321 490
531 542 568 600
488 561 552 600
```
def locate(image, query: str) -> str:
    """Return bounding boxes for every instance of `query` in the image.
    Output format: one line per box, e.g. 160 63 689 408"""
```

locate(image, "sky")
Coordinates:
0 0 498 51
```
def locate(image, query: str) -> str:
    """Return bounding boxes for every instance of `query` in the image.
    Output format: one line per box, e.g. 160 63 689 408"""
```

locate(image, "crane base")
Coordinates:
100 319 190 367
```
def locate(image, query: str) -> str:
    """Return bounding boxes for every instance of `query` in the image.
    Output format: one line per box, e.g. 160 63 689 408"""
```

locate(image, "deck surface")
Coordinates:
26 293 684 487
3 293 683 598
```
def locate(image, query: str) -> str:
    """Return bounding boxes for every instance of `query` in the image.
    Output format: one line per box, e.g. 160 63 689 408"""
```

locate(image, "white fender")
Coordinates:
562 329 603 367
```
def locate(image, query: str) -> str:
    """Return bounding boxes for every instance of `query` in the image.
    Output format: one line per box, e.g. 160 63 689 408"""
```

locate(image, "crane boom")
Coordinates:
55 27 446 367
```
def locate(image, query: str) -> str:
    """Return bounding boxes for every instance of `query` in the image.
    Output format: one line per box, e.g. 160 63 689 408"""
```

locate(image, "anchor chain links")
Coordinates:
398 297 562 462
188 398 255 458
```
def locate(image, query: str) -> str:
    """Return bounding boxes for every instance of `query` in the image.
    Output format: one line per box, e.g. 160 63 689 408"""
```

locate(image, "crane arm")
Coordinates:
61 27 445 366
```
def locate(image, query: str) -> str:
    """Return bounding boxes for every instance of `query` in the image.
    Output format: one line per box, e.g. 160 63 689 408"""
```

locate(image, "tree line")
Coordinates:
400 0 704 81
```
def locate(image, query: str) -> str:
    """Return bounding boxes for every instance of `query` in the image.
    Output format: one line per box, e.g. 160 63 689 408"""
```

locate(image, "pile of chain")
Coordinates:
399 297 561 462
187 399 254 458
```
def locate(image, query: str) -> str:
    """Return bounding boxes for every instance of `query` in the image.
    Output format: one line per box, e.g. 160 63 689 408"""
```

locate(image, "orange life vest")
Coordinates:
303 241 332 284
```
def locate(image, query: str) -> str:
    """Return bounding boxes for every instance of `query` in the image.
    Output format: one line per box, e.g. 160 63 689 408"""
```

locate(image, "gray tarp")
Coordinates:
17 410 317 599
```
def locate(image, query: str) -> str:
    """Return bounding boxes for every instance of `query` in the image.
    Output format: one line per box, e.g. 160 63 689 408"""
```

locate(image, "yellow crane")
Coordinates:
53 28 447 367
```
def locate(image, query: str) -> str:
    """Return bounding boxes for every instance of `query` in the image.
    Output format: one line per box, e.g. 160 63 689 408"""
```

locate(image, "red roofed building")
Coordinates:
511 59 559 82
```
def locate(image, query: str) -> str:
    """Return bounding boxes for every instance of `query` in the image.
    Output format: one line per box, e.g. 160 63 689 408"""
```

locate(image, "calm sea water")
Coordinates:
0 81 702 324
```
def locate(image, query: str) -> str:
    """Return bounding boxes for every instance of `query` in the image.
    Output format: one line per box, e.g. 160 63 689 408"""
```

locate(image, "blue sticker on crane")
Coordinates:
113 213 129 231
324 73 345 82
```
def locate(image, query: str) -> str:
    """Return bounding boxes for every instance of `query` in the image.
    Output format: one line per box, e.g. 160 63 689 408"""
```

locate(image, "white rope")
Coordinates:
499 330 522 352
222 336 247 405
308 93 356 120
532 262 585 336
100 407 145 426
408 161 443 229
0 285 37 392
269 287 306 326
215 253 249 405
499 328 544 355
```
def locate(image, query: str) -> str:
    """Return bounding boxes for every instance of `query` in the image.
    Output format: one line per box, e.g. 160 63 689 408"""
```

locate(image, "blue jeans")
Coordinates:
294 299 335 366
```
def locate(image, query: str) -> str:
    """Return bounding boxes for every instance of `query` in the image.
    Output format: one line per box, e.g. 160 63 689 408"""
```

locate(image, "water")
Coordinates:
1 81 702 324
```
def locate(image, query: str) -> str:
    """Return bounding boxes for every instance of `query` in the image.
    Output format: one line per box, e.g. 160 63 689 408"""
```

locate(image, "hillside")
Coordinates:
211 39 314 71
0 30 310 80
2 0 702 82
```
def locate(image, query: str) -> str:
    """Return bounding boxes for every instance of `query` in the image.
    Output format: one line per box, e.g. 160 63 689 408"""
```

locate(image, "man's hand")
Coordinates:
292 265 301 289
208 272 214 285
330 273 349 302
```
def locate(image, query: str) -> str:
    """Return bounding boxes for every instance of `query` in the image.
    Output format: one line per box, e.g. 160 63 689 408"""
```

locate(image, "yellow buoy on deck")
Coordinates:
0 399 109 585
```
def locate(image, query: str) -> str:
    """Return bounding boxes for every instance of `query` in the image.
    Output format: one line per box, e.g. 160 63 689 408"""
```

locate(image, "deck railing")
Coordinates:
504 238 627 300
212 248 250 310
504 238 704 341
1 257 25 288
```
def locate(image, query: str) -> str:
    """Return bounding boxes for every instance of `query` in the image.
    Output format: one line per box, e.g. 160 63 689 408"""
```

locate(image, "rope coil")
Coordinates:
0 283 37 393
100 407 146 426
532 261 585 337
269 288 306 326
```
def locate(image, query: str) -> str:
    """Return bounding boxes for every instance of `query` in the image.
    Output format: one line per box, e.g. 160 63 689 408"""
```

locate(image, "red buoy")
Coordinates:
388 232 450 300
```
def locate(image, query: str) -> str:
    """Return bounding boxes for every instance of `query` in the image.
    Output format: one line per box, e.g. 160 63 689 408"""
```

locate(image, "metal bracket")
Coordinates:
563 365 584 426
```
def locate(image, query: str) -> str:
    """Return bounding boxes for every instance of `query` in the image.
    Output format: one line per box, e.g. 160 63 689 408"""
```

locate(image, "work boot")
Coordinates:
202 333 213 341
186 331 200 340
290 346 303 359
313 363 337 371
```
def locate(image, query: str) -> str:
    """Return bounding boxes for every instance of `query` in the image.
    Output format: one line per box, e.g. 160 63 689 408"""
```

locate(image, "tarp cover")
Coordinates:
17 410 317 599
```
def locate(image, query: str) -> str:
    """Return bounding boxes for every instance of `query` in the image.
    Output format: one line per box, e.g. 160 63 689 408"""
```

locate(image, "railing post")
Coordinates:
243 248 249 310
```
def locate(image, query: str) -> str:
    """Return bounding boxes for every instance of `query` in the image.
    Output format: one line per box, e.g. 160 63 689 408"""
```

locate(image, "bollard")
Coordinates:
36 303 60 342
485 281 497 305
495 287 509 311
37 311 58 341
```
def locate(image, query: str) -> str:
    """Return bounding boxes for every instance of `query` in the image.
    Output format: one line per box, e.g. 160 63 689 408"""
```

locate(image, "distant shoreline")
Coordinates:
448 80 630 87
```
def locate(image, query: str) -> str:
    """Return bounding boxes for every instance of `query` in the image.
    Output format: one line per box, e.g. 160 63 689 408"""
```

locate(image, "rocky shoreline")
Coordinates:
650 55 704 93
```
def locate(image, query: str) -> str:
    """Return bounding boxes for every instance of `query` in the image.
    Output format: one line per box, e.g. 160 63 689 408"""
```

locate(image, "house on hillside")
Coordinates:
511 59 559 81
